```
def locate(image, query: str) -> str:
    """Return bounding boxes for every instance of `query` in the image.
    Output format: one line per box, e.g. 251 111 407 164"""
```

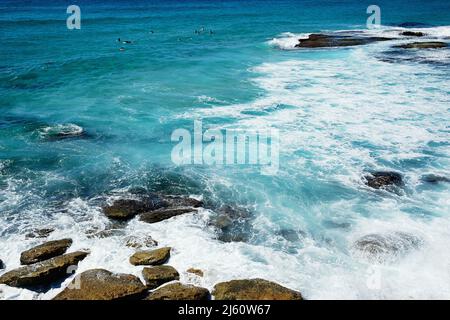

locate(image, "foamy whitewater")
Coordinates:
1 0 450 300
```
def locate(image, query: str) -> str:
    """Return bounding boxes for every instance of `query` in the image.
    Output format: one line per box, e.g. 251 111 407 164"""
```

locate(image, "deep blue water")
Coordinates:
0 0 449 299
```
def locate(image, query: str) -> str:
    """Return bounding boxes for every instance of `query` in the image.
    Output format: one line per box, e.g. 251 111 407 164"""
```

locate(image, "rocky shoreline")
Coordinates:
0 169 447 299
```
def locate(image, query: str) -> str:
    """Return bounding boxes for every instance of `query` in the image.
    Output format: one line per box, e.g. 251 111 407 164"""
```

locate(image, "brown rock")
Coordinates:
0 251 89 289
54 269 146 300
186 268 204 277
20 239 73 265
139 208 197 224
395 41 447 49
142 265 180 289
103 199 151 220
145 282 210 300
129 247 171 266
213 279 303 300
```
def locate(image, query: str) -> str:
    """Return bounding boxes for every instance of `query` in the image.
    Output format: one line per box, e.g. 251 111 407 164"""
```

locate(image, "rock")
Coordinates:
421 174 450 184
54 269 147 300
142 265 180 289
401 31 425 37
186 268 204 277
104 195 203 221
0 259 4 269
103 199 155 220
140 208 197 224
20 239 73 265
278 229 300 242
0 251 89 289
129 247 171 266
364 171 403 189
145 282 210 300
209 205 254 243
395 42 447 49
295 33 392 48
213 279 303 300
124 235 158 249
25 228 54 239
353 232 423 262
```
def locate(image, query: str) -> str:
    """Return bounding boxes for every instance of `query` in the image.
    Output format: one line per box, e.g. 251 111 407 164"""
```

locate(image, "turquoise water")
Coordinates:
1 0 450 299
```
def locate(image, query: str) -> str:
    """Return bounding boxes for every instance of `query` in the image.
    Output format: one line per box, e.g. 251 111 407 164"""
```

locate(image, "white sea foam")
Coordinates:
1 26 450 300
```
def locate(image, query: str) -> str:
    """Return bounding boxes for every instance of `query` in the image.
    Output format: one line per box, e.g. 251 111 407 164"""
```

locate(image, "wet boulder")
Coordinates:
124 235 158 249
129 247 171 266
213 279 303 300
0 259 4 269
140 208 197 224
103 199 156 220
54 269 147 300
353 232 423 262
295 33 392 48
364 171 403 189
142 265 180 289
20 239 73 265
145 282 210 300
0 251 89 289
395 42 447 49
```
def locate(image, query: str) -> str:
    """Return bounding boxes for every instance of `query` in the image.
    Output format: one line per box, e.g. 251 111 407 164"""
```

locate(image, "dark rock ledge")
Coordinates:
295 33 393 48
395 42 447 49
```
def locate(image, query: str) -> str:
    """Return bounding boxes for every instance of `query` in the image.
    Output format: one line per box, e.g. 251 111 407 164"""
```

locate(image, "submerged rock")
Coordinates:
364 171 403 189
25 228 54 239
39 124 85 141
145 282 210 300
295 33 392 48
213 279 303 300
421 174 450 184
353 232 423 262
0 251 89 289
142 265 180 289
54 269 146 300
129 247 171 266
186 268 204 277
20 239 72 265
209 205 254 243
395 42 447 49
140 208 197 224
401 31 425 37
124 235 158 249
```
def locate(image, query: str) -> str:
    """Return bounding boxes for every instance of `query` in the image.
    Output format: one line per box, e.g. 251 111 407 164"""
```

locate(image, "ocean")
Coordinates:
0 0 449 299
